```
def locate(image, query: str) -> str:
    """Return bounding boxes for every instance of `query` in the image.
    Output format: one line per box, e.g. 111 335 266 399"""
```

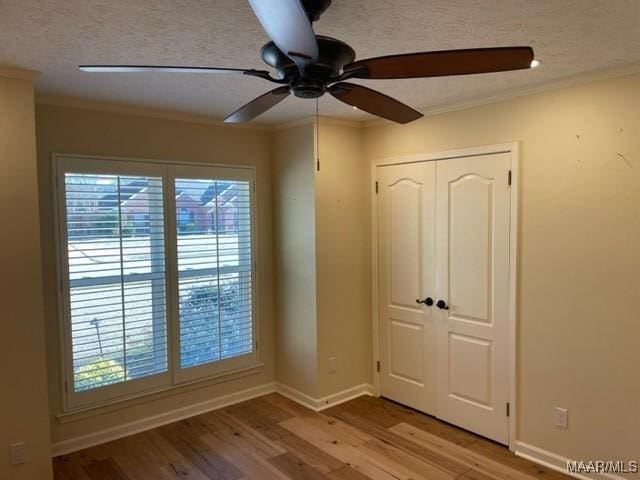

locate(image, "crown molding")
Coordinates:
35 94 272 132
363 62 640 128
0 66 40 81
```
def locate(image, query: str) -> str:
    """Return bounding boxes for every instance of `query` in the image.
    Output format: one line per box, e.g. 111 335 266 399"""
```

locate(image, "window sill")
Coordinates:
56 363 264 424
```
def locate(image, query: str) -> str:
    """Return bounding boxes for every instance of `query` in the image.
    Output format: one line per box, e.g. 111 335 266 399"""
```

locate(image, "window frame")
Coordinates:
168 164 258 384
53 154 259 413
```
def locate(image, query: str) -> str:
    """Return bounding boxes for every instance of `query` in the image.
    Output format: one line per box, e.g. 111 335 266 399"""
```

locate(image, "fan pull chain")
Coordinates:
316 98 320 171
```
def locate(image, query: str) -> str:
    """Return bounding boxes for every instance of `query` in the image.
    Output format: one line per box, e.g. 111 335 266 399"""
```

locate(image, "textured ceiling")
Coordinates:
1 0 639 125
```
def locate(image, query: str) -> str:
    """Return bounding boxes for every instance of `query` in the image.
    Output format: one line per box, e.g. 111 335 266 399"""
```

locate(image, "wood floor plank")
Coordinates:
359 438 455 480
457 470 499 480
222 402 347 474
146 430 197 467
163 459 211 480
159 427 244 480
54 394 569 480
219 403 289 442
390 423 543 480
82 459 130 480
53 456 92 480
198 410 287 459
326 407 469 476
300 413 374 446
328 396 478 447
268 452 331 479
93 432 178 480
199 432 290 480
280 415 424 480
466 439 569 480
53 464 74 480
293 413 451 480
274 432 346 474
121 431 169 467
326 465 373 480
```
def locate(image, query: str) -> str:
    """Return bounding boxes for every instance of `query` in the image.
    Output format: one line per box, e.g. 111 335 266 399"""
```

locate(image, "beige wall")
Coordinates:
35 104 275 444
364 73 640 462
29 70 640 466
314 122 372 397
0 71 53 479
272 124 318 397
272 121 371 399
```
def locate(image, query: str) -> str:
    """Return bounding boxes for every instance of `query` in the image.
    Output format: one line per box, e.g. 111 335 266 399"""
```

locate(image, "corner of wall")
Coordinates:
0 68 53 480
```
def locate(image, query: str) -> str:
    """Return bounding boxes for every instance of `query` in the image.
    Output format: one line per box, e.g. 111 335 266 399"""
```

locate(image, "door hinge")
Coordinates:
508 170 512 186
375 181 379 194
317 158 320 171
376 361 380 372
506 402 510 417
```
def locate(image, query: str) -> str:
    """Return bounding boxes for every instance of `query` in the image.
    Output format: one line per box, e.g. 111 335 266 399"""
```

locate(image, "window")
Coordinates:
55 157 257 410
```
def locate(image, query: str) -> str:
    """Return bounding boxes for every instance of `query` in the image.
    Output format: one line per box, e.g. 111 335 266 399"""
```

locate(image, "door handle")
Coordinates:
436 299 450 310
416 297 434 306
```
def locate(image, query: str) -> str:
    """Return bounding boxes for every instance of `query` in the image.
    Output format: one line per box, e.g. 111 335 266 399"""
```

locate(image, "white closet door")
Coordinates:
377 162 437 414
434 153 511 444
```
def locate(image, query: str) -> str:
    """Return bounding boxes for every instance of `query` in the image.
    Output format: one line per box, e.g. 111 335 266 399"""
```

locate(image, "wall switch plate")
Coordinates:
328 356 337 374
554 407 568 429
9 442 25 465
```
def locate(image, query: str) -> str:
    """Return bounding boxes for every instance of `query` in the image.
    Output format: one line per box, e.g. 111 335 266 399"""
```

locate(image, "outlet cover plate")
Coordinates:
554 407 568 429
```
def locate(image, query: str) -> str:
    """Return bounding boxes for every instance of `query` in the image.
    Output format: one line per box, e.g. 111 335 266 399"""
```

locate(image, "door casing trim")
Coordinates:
370 142 519 451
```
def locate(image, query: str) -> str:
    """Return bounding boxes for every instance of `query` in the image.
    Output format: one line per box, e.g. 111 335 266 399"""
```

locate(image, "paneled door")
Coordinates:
434 153 511 444
377 152 512 444
377 162 437 414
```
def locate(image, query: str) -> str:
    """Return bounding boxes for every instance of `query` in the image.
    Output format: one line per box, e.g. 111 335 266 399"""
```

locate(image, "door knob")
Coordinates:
436 300 449 310
416 297 434 306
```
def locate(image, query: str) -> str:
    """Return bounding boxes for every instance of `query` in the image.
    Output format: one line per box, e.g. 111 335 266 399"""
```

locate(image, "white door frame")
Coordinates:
371 142 519 451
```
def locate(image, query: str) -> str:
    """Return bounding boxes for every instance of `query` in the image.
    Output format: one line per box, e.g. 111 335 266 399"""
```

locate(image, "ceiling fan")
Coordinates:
79 0 536 124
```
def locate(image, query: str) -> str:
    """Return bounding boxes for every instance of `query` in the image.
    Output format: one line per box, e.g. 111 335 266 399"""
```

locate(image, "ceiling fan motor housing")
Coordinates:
260 36 356 98
301 0 332 22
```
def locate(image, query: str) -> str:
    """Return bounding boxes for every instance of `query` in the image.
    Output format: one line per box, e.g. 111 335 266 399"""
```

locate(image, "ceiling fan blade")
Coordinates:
248 0 319 66
224 86 290 123
79 65 284 83
329 82 423 124
80 65 260 74
343 47 534 79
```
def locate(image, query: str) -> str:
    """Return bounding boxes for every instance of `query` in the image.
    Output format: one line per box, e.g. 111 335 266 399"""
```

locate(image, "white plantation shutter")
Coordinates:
174 175 254 379
56 157 257 410
62 170 169 403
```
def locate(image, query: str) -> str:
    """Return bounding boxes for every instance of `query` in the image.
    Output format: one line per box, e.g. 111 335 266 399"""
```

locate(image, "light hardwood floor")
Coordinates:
53 393 570 479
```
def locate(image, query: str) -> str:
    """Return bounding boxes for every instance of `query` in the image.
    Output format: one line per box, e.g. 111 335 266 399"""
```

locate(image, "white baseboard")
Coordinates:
51 381 374 457
51 382 277 457
515 441 628 480
275 382 374 411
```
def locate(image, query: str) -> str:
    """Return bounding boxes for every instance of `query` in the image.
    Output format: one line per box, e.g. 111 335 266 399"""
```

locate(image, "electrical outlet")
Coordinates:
328 356 337 374
9 442 25 465
554 407 568 429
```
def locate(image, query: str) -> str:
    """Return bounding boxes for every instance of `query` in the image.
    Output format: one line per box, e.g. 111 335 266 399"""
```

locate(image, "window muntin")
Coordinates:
175 179 253 369
64 173 167 393
57 158 257 410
